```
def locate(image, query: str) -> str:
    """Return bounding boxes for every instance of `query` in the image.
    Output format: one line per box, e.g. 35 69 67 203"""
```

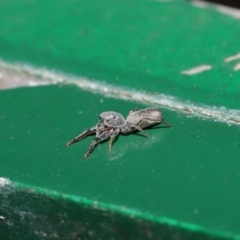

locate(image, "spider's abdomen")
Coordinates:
126 108 163 127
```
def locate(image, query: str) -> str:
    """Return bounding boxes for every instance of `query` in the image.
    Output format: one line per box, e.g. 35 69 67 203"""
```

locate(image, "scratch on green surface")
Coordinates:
2 178 239 240
1 59 240 126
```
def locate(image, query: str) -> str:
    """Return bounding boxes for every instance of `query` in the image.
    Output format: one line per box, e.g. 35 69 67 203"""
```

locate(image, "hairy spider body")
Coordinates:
100 111 127 128
66 108 171 159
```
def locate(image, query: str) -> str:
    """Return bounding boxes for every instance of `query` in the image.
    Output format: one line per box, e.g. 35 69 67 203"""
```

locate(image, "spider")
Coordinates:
66 107 172 158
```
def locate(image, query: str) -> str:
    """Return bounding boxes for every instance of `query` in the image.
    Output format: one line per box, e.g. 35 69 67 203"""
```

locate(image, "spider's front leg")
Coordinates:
66 125 97 147
84 130 110 159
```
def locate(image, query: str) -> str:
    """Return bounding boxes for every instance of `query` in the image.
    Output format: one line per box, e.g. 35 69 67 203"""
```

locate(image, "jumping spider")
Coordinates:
66 107 172 158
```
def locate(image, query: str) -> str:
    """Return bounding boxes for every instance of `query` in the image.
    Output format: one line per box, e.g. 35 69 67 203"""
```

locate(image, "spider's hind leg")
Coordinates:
66 125 97 147
163 121 173 127
131 123 149 138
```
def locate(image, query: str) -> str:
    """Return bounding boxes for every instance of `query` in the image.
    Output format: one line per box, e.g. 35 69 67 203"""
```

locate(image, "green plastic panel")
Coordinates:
1 0 240 239
0 0 240 108
1 85 240 239
0 182 224 240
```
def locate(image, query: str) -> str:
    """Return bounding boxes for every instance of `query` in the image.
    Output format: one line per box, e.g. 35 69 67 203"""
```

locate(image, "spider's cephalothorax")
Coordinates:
66 108 172 159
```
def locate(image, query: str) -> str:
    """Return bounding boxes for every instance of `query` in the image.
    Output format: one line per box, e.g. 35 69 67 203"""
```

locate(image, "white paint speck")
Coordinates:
234 62 240 71
225 53 240 63
181 65 212 75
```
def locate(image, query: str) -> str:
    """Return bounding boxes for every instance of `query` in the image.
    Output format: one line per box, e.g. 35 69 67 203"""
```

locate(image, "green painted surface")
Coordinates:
0 0 240 109
0 183 226 240
1 0 240 239
1 85 240 239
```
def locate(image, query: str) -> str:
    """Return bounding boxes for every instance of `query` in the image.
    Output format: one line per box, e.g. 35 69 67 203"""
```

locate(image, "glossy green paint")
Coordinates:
1 0 240 238
1 85 240 239
0 0 240 109
0 183 227 240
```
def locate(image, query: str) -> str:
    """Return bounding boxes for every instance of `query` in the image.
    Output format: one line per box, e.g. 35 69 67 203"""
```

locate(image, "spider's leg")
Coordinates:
163 121 173 127
84 130 110 159
66 125 97 147
131 122 149 138
109 129 120 152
